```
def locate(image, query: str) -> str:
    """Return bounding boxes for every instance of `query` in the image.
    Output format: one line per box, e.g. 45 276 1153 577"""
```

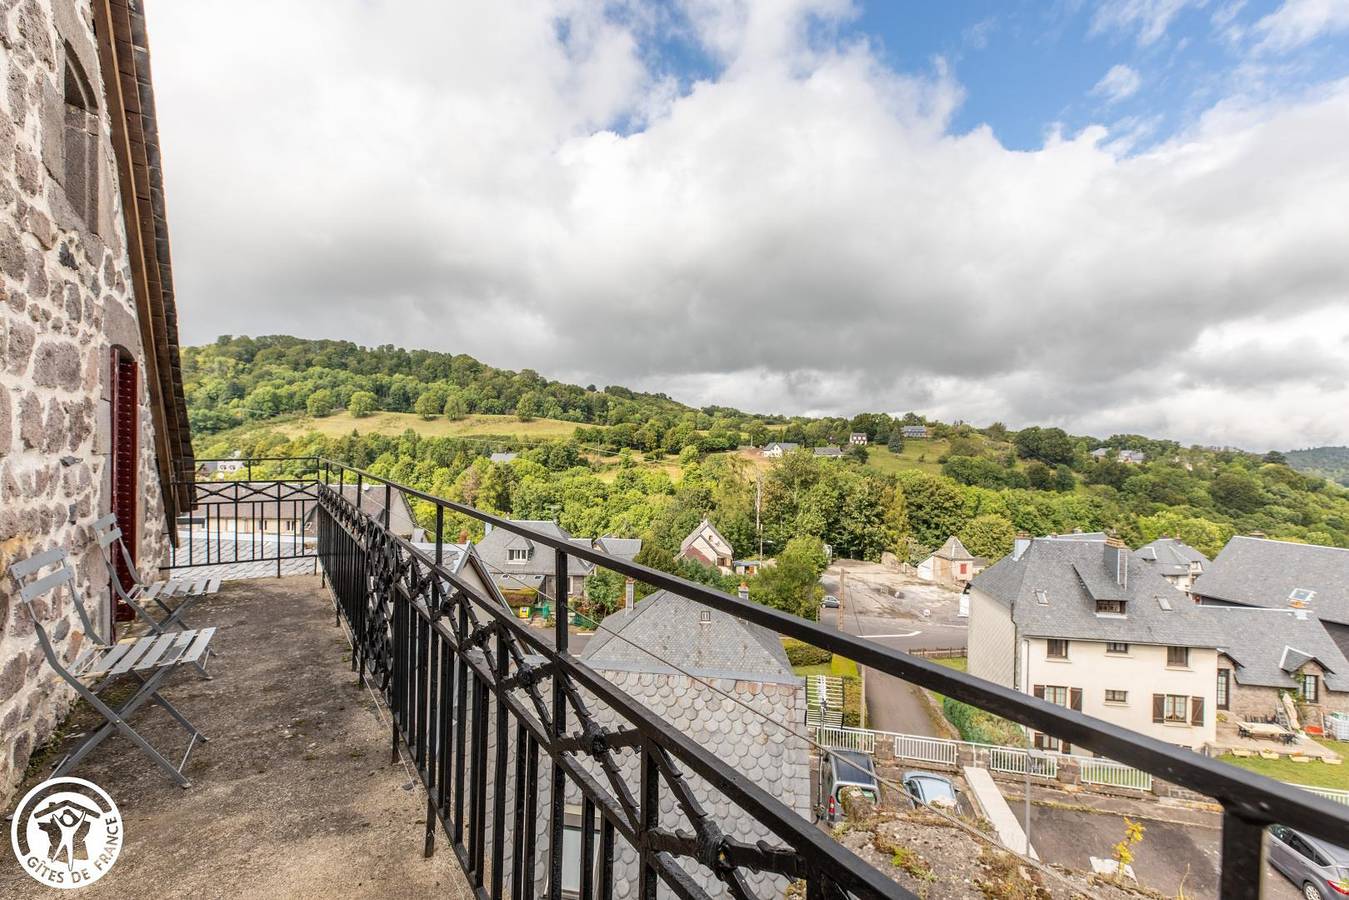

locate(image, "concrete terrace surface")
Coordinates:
0 576 471 900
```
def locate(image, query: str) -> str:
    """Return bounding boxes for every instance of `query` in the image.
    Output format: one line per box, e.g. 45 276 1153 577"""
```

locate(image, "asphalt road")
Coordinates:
824 561 968 737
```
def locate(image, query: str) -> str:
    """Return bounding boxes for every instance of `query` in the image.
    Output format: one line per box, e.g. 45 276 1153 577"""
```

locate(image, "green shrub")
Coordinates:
942 697 1026 746
784 638 832 667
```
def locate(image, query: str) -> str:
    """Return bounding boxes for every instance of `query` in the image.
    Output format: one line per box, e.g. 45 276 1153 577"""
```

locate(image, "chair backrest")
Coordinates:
7 547 106 669
92 513 142 600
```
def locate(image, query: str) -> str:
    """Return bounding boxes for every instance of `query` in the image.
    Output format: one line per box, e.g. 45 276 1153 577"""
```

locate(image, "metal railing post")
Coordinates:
548 547 568 900
1219 810 1265 900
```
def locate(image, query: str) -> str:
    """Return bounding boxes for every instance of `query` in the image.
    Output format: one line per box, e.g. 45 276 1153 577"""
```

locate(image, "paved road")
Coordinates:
824 561 967 737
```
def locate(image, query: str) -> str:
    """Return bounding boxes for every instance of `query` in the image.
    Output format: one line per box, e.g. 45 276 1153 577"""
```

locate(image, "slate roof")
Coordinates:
1192 536 1349 625
593 536 642 561
901 425 928 437
971 537 1223 647
679 519 732 555
932 535 974 561
474 520 596 579
1136 538 1209 578
488 451 517 463
812 446 843 458
581 590 799 685
191 481 421 539
1204 606 1349 692
763 442 800 454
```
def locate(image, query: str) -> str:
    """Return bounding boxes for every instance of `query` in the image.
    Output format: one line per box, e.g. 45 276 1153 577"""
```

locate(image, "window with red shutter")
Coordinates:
110 348 138 622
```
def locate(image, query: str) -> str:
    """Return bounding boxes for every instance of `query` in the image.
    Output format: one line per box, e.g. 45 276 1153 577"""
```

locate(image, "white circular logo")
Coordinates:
10 777 122 889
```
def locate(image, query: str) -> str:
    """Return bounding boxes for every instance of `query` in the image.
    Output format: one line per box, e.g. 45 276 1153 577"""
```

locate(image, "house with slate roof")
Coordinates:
678 518 735 573
1192 536 1349 654
474 519 595 600
1202 606 1349 720
969 535 1223 751
901 425 929 439
1135 537 1209 591
562 588 810 900
917 535 980 586
762 441 800 459
591 535 642 562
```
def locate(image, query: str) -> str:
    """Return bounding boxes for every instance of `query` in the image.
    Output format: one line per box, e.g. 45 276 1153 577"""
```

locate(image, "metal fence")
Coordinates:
981 744 1058 779
1289 783 1349 806
275 457 1349 900
1080 758 1153 791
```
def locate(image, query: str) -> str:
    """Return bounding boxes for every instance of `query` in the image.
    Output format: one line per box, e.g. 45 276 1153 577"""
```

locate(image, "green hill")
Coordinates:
1286 446 1349 487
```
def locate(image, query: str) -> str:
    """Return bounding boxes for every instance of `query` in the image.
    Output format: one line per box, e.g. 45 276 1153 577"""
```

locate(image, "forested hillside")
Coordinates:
187 337 1349 598
1286 446 1349 487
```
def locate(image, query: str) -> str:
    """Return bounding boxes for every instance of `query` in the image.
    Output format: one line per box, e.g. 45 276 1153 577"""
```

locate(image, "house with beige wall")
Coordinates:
969 536 1223 752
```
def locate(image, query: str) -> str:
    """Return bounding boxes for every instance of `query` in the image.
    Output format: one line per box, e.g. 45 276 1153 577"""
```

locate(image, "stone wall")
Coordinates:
0 0 172 801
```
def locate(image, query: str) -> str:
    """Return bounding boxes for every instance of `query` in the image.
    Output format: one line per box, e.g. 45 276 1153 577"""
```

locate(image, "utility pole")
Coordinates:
755 473 763 563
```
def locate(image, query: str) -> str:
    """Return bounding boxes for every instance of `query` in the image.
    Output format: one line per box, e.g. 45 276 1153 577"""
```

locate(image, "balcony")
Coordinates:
11 456 1349 899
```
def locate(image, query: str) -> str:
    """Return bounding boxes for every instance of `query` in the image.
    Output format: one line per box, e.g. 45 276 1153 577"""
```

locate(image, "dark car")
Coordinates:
902 771 959 809
818 750 879 823
1267 825 1349 899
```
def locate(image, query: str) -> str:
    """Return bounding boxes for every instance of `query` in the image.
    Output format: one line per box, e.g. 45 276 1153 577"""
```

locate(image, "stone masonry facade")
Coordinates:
0 0 172 801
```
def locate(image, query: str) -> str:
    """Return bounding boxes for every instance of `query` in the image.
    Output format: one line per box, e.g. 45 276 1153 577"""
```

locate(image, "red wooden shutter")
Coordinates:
110 350 139 621
1152 694 1165 724
1191 697 1204 726
1070 688 1083 712
1033 685 1045 700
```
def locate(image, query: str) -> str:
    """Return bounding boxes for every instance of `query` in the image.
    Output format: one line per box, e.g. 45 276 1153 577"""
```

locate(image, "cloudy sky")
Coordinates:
150 0 1349 451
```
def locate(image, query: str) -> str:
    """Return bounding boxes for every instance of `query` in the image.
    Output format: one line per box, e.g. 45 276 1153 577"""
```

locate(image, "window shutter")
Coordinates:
1070 688 1083 712
1191 696 1204 727
1034 733 1044 750
1061 740 1071 755
1152 694 1164 723
1033 685 1045 700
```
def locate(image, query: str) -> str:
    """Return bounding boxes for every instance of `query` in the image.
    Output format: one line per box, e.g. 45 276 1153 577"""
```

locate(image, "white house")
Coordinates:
968 536 1222 752
762 442 801 459
678 519 735 574
849 432 868 445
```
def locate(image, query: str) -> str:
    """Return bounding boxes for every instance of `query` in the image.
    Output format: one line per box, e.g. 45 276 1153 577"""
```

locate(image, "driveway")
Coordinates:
824 560 967 737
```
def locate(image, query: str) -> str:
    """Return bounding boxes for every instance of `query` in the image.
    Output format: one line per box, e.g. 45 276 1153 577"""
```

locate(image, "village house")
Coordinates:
812 445 843 459
678 518 735 574
1192 535 1349 655
917 535 980 586
900 424 928 439
474 519 595 600
184 482 422 541
591 534 642 563
1202 606 1349 722
0 0 194 795
969 535 1222 751
761 441 800 459
1135 537 1209 591
849 432 868 445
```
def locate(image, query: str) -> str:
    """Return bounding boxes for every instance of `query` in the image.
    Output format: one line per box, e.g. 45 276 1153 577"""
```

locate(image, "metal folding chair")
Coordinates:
8 547 216 789
92 514 220 675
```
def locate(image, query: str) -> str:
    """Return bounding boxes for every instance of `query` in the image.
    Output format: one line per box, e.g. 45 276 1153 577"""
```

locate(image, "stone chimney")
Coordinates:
458 529 470 544
484 521 493 536
624 577 635 611
1012 533 1031 561
738 582 750 601
1105 535 1129 588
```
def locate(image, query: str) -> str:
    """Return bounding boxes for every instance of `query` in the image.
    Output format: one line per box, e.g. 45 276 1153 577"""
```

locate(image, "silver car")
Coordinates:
902 771 959 810
1267 824 1349 899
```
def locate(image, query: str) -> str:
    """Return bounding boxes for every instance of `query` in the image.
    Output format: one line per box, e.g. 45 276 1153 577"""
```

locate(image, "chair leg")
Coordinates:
130 670 208 741
56 668 192 787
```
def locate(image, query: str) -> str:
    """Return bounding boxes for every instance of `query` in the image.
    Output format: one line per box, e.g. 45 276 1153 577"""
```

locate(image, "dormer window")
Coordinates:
508 548 529 563
1290 588 1316 607
1095 599 1125 615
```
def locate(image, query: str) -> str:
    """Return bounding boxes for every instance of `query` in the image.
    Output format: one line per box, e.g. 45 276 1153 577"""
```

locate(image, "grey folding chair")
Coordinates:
93 514 220 655
8 547 216 789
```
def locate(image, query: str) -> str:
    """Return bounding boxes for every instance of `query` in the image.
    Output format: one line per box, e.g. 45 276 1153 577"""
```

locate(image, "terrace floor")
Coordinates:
0 576 472 899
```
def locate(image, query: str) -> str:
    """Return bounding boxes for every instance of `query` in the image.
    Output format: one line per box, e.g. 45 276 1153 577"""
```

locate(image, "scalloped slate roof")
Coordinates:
1192 536 1349 625
972 537 1223 647
581 590 798 685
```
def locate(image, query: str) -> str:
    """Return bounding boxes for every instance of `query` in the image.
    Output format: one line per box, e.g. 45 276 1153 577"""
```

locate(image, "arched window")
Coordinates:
62 43 99 227
109 346 139 621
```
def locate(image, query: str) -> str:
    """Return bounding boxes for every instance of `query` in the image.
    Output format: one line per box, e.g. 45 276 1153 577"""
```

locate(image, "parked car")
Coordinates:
902 771 959 809
821 595 840 609
1267 825 1349 899
818 750 879 823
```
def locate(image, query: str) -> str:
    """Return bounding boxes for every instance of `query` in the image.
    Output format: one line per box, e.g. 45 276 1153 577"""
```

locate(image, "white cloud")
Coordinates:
1089 0 1207 45
150 1 1349 449
1252 0 1349 52
1092 64 1144 102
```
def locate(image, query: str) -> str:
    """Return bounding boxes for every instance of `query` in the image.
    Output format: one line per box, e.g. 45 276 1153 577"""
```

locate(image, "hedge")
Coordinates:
783 638 832 667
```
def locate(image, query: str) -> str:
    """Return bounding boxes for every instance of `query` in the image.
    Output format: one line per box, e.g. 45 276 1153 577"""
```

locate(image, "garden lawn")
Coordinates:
269 411 579 440
1218 740 1349 790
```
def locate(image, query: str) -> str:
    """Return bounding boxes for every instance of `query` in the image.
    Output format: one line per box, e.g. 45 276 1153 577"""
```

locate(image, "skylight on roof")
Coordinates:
1034 589 1049 606
1156 594 1173 611
1290 588 1316 606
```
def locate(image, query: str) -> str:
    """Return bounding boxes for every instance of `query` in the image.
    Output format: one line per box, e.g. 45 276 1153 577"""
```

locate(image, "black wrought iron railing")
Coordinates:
289 457 1349 900
165 457 321 575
